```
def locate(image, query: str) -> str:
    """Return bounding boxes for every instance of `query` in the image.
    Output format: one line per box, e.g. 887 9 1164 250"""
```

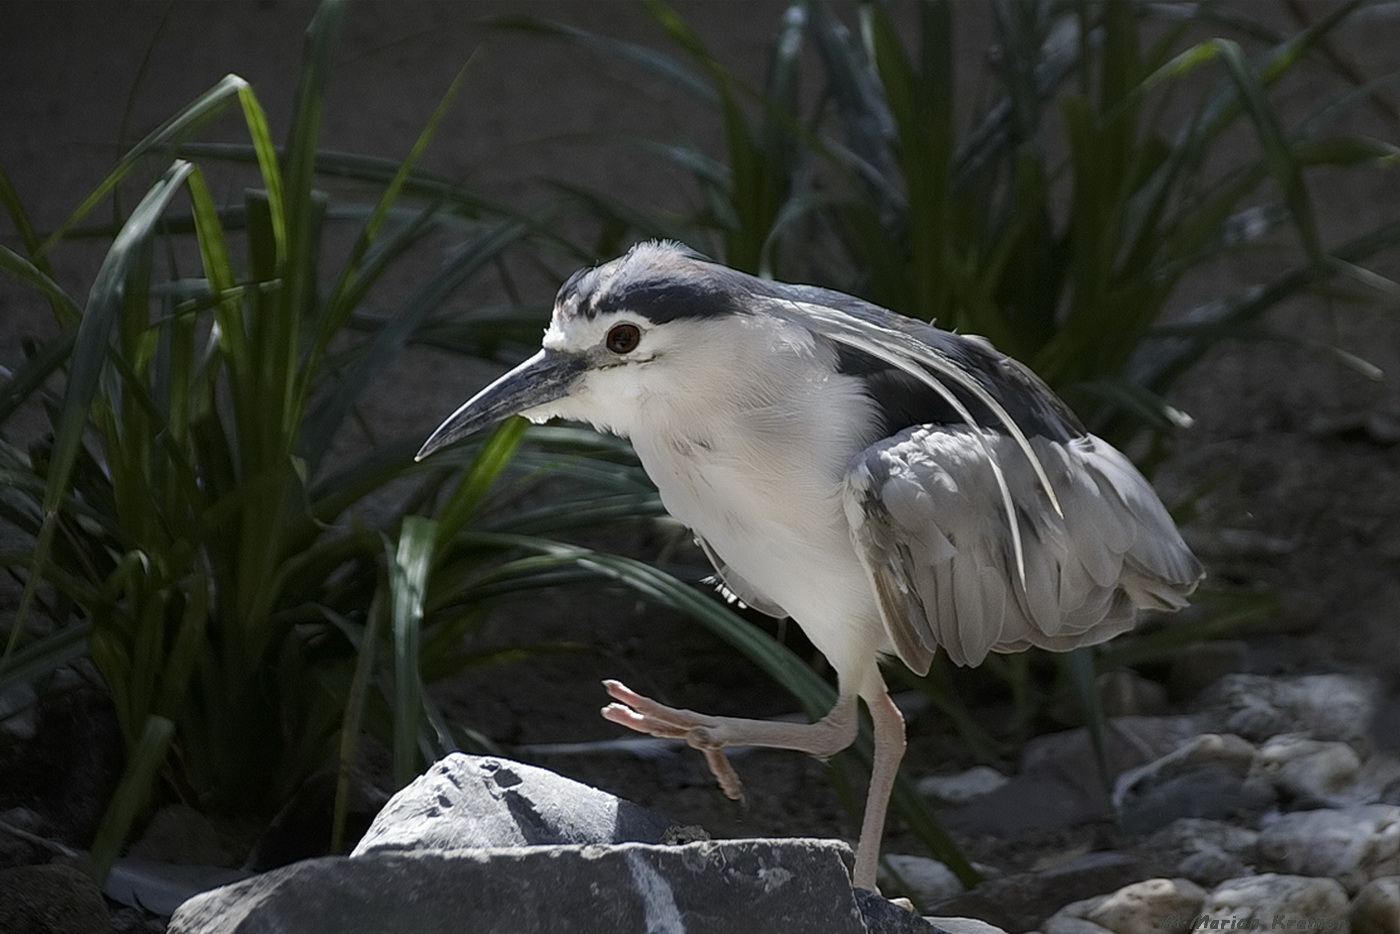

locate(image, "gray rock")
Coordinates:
168 839 867 934
916 767 1009 806
930 852 1142 934
0 861 112 934
1202 673 1377 743
947 717 1199 836
1352 876 1400 934
880 854 965 906
351 754 677 855
1257 805 1400 894
1201 873 1349 929
1113 734 1273 834
1249 735 1363 806
1043 877 1207 934
1082 878 1206 934
1146 818 1259 887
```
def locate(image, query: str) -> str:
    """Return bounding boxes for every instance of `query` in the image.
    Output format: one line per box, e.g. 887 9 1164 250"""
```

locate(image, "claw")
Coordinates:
600 679 745 800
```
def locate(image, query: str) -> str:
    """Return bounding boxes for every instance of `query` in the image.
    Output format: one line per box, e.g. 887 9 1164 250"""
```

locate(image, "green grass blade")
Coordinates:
389 516 436 786
235 83 286 263
40 77 247 255
299 215 533 467
435 417 529 544
0 246 83 326
15 160 194 649
332 599 380 853
489 12 718 108
89 715 175 883
0 622 91 687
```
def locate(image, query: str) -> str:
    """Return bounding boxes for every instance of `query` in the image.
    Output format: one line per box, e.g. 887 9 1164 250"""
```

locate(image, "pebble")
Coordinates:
1112 733 1272 833
1257 805 1400 894
1200 874 1349 929
916 767 1009 805
1043 877 1206 934
1204 673 1377 743
1147 818 1260 887
1250 735 1363 805
1351 876 1400 934
880 853 965 906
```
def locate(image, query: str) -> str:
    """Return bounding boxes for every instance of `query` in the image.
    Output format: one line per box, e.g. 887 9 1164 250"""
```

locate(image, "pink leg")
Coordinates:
851 687 906 892
601 679 859 800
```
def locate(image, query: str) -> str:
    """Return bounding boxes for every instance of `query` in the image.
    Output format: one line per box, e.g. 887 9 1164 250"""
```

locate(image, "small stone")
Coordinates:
930 852 1142 934
947 717 1199 837
1201 873 1349 929
1202 673 1377 743
1352 876 1400 934
1146 818 1260 888
1112 733 1272 834
1257 804 1400 893
917 767 1009 805
1083 878 1207 934
1250 735 1363 805
880 854 964 906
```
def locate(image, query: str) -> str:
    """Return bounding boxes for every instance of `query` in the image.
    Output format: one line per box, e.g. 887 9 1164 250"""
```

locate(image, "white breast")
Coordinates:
623 351 892 688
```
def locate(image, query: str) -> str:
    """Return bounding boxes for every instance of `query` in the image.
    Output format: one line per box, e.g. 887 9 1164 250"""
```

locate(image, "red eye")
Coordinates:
606 323 641 354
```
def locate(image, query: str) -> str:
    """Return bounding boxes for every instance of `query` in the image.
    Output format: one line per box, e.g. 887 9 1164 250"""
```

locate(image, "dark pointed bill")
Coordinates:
415 349 587 460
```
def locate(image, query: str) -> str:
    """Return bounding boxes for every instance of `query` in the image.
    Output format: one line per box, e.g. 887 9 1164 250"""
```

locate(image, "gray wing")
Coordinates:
844 426 1203 674
695 535 788 618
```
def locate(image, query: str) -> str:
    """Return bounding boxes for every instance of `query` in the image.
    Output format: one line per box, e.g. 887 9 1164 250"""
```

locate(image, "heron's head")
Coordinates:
417 242 778 458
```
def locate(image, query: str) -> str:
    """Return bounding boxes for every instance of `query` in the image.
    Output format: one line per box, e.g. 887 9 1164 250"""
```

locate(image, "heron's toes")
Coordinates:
600 679 744 799
600 679 716 736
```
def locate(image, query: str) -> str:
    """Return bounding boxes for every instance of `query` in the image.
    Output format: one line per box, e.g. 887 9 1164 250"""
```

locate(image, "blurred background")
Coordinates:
2 1 1399 928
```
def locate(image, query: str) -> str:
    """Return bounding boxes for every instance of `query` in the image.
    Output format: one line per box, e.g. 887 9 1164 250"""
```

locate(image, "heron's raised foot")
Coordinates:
602 679 745 799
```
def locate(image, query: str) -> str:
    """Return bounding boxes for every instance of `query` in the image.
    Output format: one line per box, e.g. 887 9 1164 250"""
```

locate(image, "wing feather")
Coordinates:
694 535 788 618
845 426 1203 670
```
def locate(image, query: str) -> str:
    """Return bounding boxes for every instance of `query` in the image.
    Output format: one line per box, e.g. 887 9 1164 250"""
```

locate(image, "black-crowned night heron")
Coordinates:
417 241 1203 891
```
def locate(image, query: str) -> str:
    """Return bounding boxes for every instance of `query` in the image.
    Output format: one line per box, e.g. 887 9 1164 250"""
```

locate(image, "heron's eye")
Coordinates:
606 323 641 355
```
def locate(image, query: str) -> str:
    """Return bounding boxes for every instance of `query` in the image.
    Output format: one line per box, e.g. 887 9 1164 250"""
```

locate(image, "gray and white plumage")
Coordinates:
418 240 1203 890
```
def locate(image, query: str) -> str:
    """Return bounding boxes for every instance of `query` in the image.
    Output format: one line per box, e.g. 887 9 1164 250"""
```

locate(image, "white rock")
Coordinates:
1204 673 1377 743
1112 733 1258 810
879 853 964 905
1251 734 1363 803
917 766 1010 805
1202 874 1349 930
1352 876 1400 934
1258 805 1400 893
1085 878 1207 934
1044 879 1205 934
1148 818 1260 887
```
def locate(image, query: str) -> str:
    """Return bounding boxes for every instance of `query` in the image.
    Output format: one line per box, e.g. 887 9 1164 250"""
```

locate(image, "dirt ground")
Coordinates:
3 0 1400 910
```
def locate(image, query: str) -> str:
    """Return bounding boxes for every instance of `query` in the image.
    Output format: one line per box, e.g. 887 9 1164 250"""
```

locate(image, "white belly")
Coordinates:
631 432 889 688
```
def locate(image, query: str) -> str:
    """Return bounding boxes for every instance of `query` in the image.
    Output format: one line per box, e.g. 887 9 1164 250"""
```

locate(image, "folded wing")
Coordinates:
844 426 1203 674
